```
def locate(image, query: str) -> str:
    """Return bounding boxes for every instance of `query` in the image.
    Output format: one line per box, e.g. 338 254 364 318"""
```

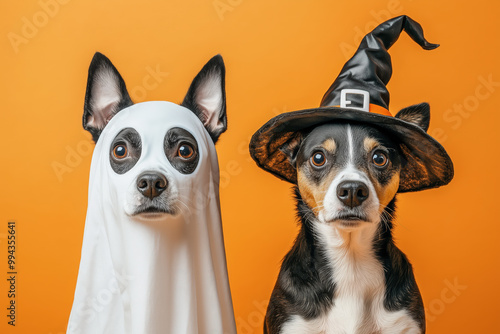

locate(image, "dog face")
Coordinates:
82 53 226 220
285 123 404 230
108 125 201 218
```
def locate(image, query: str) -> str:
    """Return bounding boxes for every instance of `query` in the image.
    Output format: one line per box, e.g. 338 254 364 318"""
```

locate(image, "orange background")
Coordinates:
1 0 499 333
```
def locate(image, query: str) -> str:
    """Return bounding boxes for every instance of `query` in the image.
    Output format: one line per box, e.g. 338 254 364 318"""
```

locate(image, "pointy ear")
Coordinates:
280 133 304 169
83 52 133 143
181 54 227 143
394 102 431 132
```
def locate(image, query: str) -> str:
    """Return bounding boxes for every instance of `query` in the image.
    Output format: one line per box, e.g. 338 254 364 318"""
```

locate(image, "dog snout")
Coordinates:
137 172 168 199
337 181 369 208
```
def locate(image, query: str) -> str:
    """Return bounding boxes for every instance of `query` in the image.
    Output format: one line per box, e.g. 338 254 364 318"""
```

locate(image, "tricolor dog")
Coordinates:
68 53 236 334
250 16 453 334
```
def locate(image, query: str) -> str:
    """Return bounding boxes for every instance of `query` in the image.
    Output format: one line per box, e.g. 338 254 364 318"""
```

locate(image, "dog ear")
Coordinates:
182 55 227 143
83 52 133 143
281 133 303 169
394 102 430 132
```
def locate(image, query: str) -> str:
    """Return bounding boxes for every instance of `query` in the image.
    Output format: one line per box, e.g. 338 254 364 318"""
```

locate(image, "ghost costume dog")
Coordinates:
68 53 236 334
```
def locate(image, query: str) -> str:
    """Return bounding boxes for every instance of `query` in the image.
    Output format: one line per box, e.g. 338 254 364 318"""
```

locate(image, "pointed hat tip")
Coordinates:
320 16 439 110
423 42 439 50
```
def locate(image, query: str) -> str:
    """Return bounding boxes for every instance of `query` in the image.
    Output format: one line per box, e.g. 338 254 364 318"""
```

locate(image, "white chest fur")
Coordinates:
280 221 420 334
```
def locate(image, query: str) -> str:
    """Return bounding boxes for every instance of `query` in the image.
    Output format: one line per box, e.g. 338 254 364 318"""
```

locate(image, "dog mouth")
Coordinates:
327 211 368 227
131 204 177 218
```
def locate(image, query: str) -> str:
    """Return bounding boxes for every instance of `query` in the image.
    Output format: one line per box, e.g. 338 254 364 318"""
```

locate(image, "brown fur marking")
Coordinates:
375 172 400 213
322 139 336 153
297 166 338 215
363 137 380 153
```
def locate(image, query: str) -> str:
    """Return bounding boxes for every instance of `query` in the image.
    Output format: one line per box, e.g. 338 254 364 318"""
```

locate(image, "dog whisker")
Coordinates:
177 200 191 215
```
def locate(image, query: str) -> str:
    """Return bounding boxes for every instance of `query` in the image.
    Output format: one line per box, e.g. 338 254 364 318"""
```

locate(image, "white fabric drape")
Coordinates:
67 102 236 334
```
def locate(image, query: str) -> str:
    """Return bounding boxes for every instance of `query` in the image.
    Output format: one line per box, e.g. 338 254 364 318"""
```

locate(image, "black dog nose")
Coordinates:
137 173 168 199
337 181 369 208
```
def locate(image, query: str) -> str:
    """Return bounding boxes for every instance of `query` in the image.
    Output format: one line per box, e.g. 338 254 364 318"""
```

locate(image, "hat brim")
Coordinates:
249 106 454 193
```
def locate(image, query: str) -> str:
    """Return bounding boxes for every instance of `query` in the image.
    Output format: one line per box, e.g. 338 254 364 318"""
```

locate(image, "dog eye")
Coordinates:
113 144 128 159
178 144 194 159
372 151 388 167
310 152 326 167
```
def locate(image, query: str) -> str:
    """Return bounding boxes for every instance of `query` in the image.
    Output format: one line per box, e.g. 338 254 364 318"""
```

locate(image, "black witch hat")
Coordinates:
249 15 453 192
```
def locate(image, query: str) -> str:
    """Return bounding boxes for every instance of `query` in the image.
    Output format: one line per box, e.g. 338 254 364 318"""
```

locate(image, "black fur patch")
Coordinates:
374 199 426 330
164 128 199 174
109 128 141 174
264 188 335 333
